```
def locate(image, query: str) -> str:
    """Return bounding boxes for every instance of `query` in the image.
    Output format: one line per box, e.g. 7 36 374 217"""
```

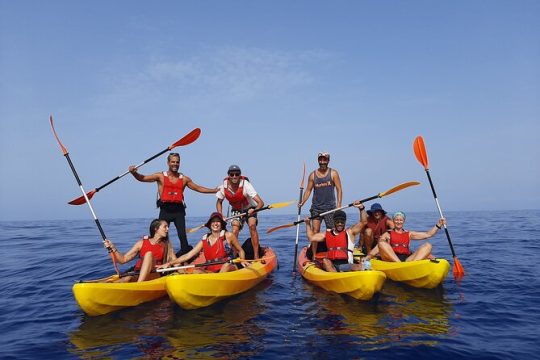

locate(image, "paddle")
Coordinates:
414 135 465 278
50 116 119 274
187 200 295 233
267 181 421 234
68 128 202 205
156 257 270 273
292 163 306 275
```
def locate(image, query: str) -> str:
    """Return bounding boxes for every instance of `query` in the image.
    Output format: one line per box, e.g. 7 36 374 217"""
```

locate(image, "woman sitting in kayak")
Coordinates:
375 211 445 262
104 219 177 282
159 212 249 273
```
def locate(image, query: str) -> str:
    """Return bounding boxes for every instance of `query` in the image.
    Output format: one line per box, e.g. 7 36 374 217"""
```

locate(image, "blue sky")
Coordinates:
1 0 538 221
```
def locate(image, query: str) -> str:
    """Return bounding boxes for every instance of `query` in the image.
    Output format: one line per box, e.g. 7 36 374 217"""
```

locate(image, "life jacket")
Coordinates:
160 172 184 203
223 176 250 211
325 229 352 261
367 215 391 239
389 230 411 255
202 230 231 272
134 238 165 270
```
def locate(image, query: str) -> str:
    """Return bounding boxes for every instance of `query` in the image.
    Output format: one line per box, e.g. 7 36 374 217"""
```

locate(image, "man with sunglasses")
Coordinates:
129 152 217 256
216 165 265 259
305 202 367 272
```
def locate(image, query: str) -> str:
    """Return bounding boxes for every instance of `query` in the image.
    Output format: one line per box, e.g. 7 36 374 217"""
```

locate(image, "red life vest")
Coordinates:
134 238 165 270
325 229 351 261
367 215 391 239
161 172 184 203
389 230 411 255
202 230 230 272
223 176 249 211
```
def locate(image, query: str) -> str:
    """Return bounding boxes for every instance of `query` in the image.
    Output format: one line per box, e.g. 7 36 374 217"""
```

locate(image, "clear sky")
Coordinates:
1 0 539 221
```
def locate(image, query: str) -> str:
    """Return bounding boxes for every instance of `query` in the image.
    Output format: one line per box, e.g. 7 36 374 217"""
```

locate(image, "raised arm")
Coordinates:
332 169 343 208
305 218 326 243
409 218 446 240
129 166 161 183
349 202 367 236
185 175 218 194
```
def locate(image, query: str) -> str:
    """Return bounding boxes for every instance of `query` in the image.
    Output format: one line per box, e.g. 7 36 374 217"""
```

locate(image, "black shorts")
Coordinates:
231 208 258 229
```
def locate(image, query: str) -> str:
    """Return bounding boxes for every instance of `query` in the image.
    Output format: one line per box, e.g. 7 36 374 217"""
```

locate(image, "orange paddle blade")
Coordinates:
68 189 97 205
413 135 429 169
169 128 201 149
267 223 296 234
50 116 68 155
379 181 420 198
453 257 465 278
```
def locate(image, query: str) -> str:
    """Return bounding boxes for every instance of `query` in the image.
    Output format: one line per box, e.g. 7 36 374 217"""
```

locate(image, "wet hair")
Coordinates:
149 219 168 241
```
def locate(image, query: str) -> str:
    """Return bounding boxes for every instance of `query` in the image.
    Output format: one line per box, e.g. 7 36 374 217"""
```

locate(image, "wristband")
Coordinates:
436 224 441 229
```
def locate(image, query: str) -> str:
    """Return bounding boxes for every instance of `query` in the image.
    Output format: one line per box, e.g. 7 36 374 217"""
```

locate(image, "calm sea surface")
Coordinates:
1 210 539 359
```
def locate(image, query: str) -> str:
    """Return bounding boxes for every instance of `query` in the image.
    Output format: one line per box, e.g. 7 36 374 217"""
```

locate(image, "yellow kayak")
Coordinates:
72 274 167 316
297 247 386 300
370 258 450 289
165 247 278 310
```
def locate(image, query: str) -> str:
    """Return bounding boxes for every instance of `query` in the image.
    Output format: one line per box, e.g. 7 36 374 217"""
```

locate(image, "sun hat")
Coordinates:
228 165 241 173
333 210 347 222
367 203 387 216
392 211 406 220
205 212 228 229
317 152 330 160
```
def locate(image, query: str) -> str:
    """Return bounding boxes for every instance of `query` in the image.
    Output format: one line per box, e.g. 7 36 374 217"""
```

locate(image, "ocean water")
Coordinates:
1 210 539 359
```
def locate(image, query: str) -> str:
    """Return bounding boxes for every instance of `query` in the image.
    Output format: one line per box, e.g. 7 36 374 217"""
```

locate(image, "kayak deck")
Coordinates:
166 247 278 310
370 258 450 289
297 247 386 300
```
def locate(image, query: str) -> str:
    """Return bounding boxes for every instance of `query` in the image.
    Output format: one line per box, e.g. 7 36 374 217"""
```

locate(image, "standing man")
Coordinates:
129 152 217 255
216 165 264 259
299 152 343 233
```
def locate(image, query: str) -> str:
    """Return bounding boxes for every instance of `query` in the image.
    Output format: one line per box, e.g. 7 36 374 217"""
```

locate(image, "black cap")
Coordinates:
333 210 347 222
228 165 241 173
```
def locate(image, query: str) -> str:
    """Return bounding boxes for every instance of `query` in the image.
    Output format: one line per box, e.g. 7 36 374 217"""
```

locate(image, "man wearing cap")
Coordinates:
305 202 367 272
129 152 218 256
362 203 394 254
216 165 265 259
299 152 343 256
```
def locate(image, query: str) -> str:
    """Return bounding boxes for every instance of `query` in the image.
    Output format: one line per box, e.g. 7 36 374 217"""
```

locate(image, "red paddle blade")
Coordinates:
68 189 97 205
50 116 69 155
453 257 465 278
266 223 295 234
169 128 201 149
413 136 429 169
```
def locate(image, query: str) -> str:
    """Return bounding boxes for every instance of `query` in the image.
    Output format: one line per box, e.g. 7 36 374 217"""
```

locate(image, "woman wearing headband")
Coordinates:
376 211 446 262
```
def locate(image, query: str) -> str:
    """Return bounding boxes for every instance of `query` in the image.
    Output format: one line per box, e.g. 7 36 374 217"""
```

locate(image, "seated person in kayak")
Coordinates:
362 203 394 253
104 219 177 282
159 212 249 273
374 211 445 262
305 201 367 272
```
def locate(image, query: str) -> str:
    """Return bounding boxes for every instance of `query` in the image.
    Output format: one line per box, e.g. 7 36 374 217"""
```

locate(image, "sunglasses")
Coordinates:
228 172 241 177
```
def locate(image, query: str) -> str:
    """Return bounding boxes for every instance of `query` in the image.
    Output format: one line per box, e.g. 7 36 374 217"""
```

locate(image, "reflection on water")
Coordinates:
303 280 452 350
69 279 272 359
